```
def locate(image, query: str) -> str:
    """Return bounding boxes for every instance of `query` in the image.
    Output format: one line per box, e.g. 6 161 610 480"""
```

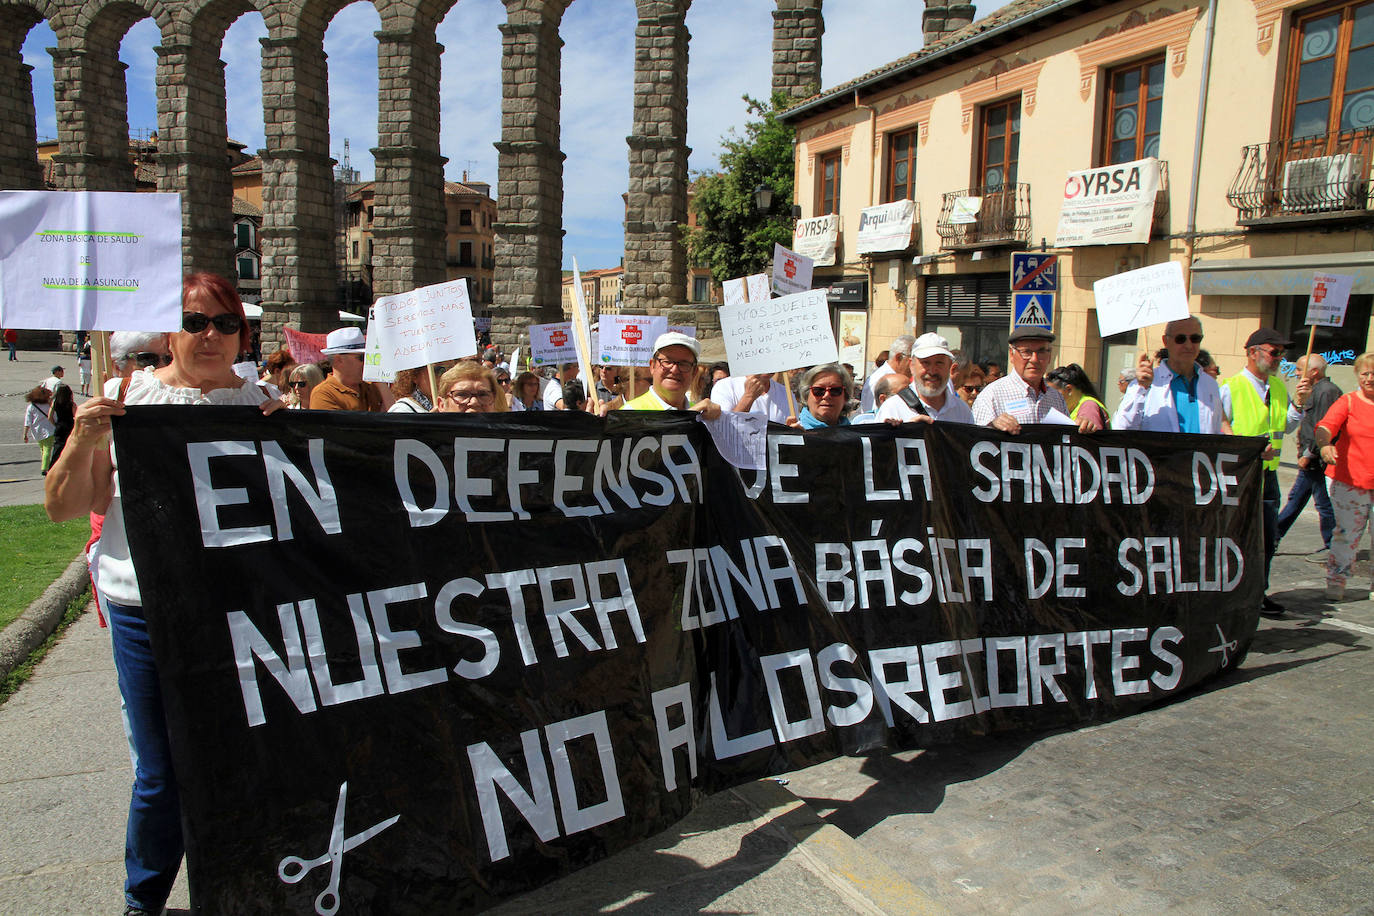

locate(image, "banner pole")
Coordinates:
426 363 439 407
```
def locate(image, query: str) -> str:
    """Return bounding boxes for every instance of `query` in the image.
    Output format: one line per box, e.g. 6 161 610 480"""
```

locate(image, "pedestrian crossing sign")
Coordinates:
1013 292 1053 329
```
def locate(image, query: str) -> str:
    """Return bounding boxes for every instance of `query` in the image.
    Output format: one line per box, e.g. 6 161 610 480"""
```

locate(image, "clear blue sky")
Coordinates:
21 1 1007 271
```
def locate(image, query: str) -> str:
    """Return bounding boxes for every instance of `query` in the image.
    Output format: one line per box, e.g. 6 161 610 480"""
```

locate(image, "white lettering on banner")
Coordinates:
668 536 806 630
968 438 1156 505
1115 537 1245 595
815 536 993 612
393 434 703 525
190 439 342 547
228 561 645 726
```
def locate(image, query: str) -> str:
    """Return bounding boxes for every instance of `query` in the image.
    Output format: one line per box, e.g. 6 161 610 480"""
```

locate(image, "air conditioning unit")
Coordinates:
1280 154 1367 213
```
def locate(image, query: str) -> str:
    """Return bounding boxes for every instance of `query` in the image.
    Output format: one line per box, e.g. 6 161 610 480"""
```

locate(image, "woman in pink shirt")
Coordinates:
1316 352 1374 600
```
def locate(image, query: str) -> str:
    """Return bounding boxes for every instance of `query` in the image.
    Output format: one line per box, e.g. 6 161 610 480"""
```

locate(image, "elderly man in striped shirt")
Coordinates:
972 327 1103 434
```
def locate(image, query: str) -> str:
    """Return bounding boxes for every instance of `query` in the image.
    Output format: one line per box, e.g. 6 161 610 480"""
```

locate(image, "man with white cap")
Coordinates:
876 332 973 424
312 327 385 412
620 331 719 417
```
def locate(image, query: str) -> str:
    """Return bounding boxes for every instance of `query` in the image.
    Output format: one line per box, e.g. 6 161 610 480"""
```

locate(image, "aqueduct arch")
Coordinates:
0 0 824 350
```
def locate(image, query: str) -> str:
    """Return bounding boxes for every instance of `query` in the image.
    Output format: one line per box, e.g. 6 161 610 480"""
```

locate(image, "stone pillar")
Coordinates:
0 12 45 190
922 0 976 46
49 44 136 190
772 0 823 102
372 28 447 298
259 33 337 347
155 37 235 279
623 0 691 314
493 0 567 352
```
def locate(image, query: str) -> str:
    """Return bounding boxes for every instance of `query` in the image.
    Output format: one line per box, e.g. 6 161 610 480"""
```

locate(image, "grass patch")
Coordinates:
0 504 89 631
0 589 89 705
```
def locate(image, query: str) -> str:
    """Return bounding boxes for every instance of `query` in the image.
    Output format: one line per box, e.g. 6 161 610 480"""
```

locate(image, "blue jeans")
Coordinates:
1276 464 1334 549
106 599 183 911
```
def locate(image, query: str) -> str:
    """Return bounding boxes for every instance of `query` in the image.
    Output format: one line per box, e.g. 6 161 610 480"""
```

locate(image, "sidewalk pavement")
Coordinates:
0 369 1369 911
0 346 83 507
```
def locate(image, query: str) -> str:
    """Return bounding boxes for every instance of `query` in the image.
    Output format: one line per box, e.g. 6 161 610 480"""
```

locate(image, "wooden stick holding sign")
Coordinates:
426 364 439 407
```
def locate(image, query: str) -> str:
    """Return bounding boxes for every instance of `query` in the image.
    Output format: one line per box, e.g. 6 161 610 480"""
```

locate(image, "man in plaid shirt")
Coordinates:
972 327 1104 434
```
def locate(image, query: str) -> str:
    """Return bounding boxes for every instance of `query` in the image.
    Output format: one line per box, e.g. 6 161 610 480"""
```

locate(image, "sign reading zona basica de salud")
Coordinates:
115 409 1264 914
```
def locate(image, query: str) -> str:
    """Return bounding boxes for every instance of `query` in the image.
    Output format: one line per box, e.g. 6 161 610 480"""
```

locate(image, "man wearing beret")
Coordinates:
972 327 1102 434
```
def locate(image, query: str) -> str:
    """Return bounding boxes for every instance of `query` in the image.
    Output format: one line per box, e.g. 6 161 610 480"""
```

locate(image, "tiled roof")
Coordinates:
231 157 262 175
781 0 1082 120
232 197 262 217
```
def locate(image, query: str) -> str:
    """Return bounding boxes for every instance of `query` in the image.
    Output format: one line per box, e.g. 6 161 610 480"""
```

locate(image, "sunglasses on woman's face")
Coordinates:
134 351 173 368
809 385 846 399
289 380 309 389
182 312 243 335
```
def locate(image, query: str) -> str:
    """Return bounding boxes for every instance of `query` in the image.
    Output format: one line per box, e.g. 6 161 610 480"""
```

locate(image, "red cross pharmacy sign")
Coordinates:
1304 272 1355 328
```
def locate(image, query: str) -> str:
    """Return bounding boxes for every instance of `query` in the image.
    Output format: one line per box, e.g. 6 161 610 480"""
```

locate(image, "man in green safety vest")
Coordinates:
1220 327 1305 618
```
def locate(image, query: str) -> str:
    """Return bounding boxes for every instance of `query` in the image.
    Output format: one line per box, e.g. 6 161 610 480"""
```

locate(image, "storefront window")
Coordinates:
922 275 1012 369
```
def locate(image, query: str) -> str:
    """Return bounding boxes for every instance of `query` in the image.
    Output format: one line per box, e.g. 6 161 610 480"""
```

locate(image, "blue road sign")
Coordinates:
1013 291 1054 329
1011 253 1058 292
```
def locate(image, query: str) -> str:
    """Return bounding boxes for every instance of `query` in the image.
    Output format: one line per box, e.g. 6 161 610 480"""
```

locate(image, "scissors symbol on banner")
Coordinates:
1207 624 1238 667
277 781 400 916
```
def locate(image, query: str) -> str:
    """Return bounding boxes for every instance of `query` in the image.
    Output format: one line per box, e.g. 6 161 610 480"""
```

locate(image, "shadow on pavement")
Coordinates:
792 735 1032 840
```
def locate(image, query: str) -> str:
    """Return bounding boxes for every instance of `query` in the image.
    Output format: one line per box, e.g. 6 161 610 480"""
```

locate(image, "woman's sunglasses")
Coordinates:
289 380 310 389
809 385 846 398
182 312 243 335
134 352 173 368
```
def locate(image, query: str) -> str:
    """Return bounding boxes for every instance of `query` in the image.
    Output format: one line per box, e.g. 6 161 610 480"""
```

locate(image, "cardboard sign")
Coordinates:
1055 158 1162 247
1304 272 1356 327
530 321 576 366
723 274 771 306
0 190 182 332
719 287 838 376
597 314 667 365
771 244 814 297
1093 261 1190 338
368 279 477 373
792 214 839 266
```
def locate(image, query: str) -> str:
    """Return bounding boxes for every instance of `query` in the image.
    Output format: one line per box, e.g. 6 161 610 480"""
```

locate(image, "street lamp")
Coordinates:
753 184 773 214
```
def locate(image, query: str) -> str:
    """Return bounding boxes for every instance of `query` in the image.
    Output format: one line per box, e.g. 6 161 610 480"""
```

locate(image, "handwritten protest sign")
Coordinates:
1304 272 1355 327
1092 260 1190 338
771 243 814 296
719 287 838 376
668 324 696 339
368 279 476 373
723 274 770 306
0 190 182 331
529 321 576 365
282 328 327 365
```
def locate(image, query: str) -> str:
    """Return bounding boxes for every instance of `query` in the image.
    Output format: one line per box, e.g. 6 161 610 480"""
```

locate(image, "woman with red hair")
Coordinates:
44 272 273 916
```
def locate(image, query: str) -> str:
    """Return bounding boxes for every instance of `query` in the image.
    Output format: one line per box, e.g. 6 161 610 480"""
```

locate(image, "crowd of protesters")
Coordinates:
26 270 1362 916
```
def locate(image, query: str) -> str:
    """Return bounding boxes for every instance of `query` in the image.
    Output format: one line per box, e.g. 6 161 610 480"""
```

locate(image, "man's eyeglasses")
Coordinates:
809 385 846 399
654 356 697 373
134 351 173 368
1012 346 1053 360
445 388 494 402
182 312 243 335
1172 334 1204 345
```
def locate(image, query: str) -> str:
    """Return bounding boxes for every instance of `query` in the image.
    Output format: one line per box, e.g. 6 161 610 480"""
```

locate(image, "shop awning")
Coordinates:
1190 252 1374 296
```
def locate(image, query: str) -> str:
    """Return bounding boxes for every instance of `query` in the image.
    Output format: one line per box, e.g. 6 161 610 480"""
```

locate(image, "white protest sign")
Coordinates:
748 274 770 303
1092 260 1190 338
0 190 182 331
529 321 576 366
668 324 696 339
569 259 598 398
950 196 982 225
369 278 477 373
724 274 770 306
771 243 814 297
362 311 395 383
1305 272 1356 327
719 287 838 376
597 313 667 365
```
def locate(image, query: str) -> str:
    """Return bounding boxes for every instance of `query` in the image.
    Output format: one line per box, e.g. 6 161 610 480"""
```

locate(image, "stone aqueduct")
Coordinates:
0 0 826 349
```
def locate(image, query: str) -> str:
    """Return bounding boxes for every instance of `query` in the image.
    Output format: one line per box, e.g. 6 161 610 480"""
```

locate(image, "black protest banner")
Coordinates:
115 409 1264 913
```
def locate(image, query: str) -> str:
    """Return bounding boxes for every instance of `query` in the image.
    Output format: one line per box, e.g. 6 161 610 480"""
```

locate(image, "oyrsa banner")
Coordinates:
792 214 839 266
855 200 917 255
116 410 1265 914
1055 158 1162 247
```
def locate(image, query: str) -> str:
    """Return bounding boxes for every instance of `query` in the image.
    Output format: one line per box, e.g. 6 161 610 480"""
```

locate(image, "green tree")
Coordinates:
683 93 796 282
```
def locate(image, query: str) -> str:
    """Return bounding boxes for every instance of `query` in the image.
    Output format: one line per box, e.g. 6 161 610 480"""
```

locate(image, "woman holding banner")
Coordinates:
787 364 855 429
437 362 508 413
43 272 279 916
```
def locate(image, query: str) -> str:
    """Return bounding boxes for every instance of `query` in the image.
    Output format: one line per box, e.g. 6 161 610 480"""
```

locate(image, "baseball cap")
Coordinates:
912 332 955 360
651 331 701 359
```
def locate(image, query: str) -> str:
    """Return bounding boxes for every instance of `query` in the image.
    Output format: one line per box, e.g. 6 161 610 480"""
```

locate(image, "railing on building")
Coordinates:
936 183 1031 249
1227 128 1374 225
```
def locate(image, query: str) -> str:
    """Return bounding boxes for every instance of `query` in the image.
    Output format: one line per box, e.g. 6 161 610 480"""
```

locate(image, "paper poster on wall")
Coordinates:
1093 260 1190 338
529 321 577 365
837 310 867 372
792 214 839 266
1304 272 1356 327
719 288 838 376
369 278 477 373
771 244 814 297
0 190 183 331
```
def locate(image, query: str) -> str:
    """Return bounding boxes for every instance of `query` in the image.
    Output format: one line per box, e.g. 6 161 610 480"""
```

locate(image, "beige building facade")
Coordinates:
780 0 1374 410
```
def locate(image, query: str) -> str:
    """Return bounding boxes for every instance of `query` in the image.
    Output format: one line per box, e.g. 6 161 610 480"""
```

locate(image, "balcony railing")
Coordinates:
1227 128 1374 225
936 183 1031 249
